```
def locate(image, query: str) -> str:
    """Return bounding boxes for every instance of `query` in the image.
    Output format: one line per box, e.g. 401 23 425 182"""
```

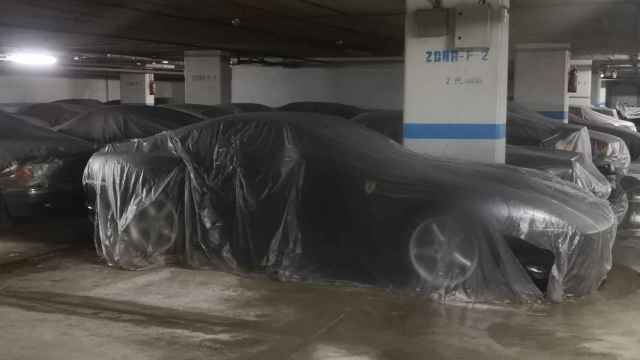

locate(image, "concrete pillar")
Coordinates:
404 0 510 163
568 60 592 107
184 50 231 105
120 73 154 105
591 64 605 107
513 43 570 122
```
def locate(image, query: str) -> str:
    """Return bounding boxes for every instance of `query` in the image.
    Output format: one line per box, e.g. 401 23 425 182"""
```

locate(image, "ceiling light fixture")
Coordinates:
6 52 57 66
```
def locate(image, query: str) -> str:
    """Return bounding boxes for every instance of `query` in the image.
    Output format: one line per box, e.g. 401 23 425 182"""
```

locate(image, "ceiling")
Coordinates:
0 0 405 59
1 0 639 62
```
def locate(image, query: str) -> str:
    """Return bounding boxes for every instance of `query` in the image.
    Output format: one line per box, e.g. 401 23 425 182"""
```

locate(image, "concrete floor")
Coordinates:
1 219 640 359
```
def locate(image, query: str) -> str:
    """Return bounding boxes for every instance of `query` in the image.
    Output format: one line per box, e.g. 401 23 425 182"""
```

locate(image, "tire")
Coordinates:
407 215 480 289
108 196 180 269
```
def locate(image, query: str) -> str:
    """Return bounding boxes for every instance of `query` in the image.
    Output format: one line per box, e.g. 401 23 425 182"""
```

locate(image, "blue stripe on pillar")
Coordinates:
404 123 506 140
539 111 567 120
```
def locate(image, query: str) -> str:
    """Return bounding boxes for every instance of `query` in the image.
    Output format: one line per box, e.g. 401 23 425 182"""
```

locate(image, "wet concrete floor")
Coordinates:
1 218 640 360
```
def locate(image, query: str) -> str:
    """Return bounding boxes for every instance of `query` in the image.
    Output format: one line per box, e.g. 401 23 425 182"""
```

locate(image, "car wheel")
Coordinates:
112 196 180 268
408 215 479 289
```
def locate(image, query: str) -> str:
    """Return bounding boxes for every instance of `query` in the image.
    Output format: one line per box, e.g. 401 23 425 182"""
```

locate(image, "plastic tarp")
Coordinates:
17 102 94 127
280 102 365 118
506 146 611 200
0 111 93 220
163 103 272 120
55 105 203 145
616 103 640 120
568 113 640 161
588 130 631 175
351 110 404 144
508 102 633 171
570 106 637 132
615 172 640 270
161 104 234 117
84 112 617 303
0 112 93 170
52 99 104 108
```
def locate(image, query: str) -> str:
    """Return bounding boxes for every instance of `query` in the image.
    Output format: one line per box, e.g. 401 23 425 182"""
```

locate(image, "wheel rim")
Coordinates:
115 196 179 266
409 216 479 288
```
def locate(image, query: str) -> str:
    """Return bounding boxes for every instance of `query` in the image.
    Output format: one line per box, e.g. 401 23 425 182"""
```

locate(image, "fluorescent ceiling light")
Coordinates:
6 52 57 66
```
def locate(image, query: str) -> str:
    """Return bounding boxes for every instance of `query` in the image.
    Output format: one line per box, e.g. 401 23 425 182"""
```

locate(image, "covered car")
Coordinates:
567 112 640 161
351 110 404 143
162 103 272 120
84 112 616 303
0 111 94 223
508 102 631 175
52 98 104 107
616 103 640 121
55 105 203 145
505 146 628 223
569 105 637 132
17 102 95 127
280 101 365 118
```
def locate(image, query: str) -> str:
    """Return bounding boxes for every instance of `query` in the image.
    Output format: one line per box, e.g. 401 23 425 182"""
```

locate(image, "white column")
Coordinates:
120 73 154 105
568 60 592 107
591 64 605 107
513 43 570 122
404 0 510 163
184 50 231 105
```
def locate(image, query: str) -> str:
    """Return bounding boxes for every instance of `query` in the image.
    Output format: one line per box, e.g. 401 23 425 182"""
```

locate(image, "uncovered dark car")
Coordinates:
83 112 616 303
0 111 94 224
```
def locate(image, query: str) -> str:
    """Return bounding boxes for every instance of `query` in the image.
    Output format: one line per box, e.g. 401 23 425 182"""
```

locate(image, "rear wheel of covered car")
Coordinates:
408 215 479 290
0 194 12 228
112 196 180 268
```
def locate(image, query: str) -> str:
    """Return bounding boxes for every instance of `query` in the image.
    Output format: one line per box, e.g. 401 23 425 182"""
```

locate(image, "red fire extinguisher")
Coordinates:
149 79 156 96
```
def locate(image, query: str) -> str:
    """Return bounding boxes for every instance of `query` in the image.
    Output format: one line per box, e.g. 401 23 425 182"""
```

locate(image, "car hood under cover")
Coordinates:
0 111 93 170
84 112 616 303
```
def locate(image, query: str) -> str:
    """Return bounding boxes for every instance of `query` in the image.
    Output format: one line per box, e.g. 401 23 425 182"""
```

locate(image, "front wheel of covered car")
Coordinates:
408 216 480 290
110 196 180 269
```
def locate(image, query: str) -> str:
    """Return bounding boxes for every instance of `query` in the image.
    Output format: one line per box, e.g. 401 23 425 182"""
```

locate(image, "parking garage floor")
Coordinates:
1 219 640 360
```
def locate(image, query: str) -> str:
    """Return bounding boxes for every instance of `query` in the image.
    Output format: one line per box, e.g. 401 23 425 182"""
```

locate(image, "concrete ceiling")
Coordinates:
0 0 639 61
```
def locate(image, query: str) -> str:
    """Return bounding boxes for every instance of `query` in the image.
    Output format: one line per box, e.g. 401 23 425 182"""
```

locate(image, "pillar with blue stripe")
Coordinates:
513 43 570 123
404 0 510 163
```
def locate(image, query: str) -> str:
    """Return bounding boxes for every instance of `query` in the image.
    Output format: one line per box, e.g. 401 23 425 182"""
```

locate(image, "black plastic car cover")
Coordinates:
163 103 272 120
0 112 93 170
351 110 404 144
506 146 611 200
55 105 202 145
160 104 224 118
52 99 104 107
17 102 93 127
84 112 616 303
280 102 366 118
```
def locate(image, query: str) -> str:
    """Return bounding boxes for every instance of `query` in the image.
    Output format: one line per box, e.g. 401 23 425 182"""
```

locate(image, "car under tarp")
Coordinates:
17 102 96 128
55 105 203 145
280 101 365 118
84 112 616 303
0 111 93 170
570 105 637 132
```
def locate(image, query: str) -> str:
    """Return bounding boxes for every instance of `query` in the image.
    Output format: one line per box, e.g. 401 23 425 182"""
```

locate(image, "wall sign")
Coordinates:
425 49 489 63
